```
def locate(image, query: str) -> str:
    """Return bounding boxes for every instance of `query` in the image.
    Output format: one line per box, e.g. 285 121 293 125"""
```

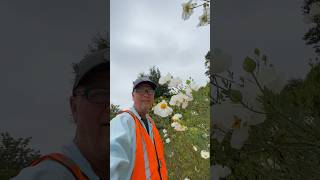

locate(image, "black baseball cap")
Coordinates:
72 49 108 90
133 76 157 90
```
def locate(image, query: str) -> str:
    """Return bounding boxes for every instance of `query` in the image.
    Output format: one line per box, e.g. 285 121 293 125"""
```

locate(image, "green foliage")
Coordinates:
0 132 40 179
110 104 121 120
150 84 210 179
86 33 109 55
211 63 320 179
302 0 320 55
205 51 210 79
138 66 171 99
243 56 256 73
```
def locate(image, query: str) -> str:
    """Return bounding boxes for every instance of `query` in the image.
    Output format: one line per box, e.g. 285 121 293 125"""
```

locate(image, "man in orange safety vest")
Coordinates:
110 76 168 180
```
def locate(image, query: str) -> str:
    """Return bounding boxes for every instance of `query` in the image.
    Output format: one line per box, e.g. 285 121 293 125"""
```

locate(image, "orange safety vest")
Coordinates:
120 109 168 180
30 153 89 180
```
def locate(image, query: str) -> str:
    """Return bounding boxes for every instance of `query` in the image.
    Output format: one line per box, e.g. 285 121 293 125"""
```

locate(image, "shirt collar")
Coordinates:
61 141 100 180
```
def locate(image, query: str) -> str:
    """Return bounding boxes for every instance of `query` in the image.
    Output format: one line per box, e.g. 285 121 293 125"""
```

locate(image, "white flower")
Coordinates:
164 134 168 137
171 113 182 121
230 126 249 149
190 81 200 91
165 138 171 143
212 48 232 74
185 87 193 97
193 145 198 151
171 122 179 128
153 100 173 117
169 93 185 106
168 77 182 88
211 164 231 180
159 73 172 85
163 129 167 134
182 0 196 20
212 100 255 149
184 177 190 180
197 6 210 27
191 111 198 116
200 150 210 159
169 92 193 109
256 65 286 94
213 129 225 143
171 122 188 131
181 100 189 109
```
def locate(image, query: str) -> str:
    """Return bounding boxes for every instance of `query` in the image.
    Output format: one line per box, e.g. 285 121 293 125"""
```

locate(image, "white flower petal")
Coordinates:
200 150 210 159
230 127 249 149
153 100 173 117
211 164 231 180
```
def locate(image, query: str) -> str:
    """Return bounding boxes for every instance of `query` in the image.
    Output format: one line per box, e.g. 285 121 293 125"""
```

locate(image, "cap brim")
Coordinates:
134 81 157 90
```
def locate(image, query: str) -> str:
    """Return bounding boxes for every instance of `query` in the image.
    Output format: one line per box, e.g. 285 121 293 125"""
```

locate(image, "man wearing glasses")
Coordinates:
110 76 168 180
13 49 108 180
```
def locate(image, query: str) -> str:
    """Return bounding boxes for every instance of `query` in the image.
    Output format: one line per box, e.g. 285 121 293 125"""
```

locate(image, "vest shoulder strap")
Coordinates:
30 153 89 180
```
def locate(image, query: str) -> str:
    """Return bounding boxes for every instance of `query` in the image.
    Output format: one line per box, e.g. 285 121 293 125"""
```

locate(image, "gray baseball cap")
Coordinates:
73 49 109 90
133 76 157 90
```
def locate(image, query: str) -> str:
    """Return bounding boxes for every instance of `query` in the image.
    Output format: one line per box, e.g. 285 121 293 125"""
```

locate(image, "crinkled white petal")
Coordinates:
230 127 249 149
211 164 231 180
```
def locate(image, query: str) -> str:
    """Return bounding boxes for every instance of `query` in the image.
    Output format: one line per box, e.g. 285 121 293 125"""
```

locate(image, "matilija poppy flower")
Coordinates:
171 113 182 121
171 122 188 132
159 73 172 85
169 93 193 109
168 77 182 88
153 100 173 117
200 150 210 159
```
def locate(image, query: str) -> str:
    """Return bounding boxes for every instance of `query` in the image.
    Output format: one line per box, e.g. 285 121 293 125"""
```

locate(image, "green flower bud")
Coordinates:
243 56 256 73
229 89 243 103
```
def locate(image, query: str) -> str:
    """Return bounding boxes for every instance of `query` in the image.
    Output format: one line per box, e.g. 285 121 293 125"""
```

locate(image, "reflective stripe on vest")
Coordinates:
120 109 168 180
30 153 89 180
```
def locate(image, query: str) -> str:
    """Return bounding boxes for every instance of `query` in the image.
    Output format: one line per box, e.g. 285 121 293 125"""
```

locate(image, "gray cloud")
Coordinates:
0 0 106 153
111 0 210 109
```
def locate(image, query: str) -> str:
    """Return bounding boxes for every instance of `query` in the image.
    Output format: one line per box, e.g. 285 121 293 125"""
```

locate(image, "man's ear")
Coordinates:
69 96 78 123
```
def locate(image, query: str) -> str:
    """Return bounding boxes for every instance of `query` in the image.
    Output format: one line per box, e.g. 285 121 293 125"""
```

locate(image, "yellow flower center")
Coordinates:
232 115 242 129
160 103 167 109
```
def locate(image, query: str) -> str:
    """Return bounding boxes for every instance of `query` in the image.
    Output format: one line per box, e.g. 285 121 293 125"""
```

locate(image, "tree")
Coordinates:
110 104 121 120
86 32 109 55
0 132 40 179
138 66 171 99
302 0 320 55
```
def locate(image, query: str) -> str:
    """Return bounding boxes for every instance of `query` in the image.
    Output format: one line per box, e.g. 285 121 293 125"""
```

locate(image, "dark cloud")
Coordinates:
0 0 106 153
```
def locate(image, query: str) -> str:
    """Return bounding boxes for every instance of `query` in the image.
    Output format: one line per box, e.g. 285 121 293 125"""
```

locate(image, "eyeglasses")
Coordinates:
75 88 108 104
134 88 155 95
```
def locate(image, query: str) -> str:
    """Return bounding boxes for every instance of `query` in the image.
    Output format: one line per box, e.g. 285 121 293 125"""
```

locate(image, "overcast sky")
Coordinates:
0 0 106 154
0 0 315 156
212 0 315 79
110 0 210 109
